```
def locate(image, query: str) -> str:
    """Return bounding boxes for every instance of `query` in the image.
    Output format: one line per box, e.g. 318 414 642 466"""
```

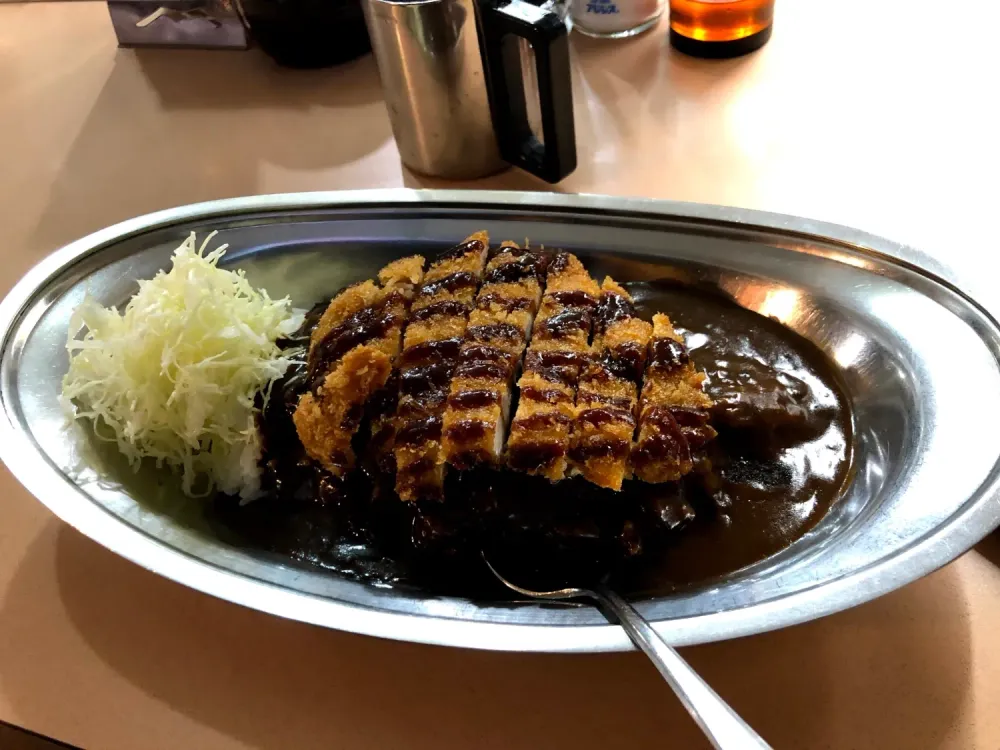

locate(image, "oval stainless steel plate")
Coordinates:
3 190 1000 653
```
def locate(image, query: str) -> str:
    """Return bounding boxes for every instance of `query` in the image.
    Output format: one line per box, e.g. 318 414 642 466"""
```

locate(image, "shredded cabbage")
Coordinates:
61 232 302 499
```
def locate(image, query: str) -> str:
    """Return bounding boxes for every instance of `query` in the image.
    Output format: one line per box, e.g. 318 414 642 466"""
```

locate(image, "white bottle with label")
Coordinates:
571 0 665 38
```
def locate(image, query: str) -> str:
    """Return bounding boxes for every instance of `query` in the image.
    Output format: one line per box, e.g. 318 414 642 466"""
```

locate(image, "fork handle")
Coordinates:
595 587 772 750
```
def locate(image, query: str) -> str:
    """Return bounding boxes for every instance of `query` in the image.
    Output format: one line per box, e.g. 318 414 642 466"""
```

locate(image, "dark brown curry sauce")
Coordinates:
208 281 852 598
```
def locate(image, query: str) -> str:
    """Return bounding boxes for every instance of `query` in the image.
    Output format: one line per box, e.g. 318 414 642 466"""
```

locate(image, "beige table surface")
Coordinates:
2 2 1000 748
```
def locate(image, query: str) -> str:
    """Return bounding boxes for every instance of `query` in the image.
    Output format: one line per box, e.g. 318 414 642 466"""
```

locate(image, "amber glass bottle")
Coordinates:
669 0 774 58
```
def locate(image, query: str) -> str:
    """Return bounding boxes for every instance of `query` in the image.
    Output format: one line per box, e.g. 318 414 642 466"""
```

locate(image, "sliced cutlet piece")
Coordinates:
294 255 425 477
394 232 489 501
569 278 652 490
441 242 548 469
307 280 381 375
507 252 600 481
306 254 425 387
631 313 717 483
293 347 393 478
364 256 429 472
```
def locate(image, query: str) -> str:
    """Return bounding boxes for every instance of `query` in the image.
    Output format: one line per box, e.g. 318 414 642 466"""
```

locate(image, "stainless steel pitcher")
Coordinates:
363 0 576 182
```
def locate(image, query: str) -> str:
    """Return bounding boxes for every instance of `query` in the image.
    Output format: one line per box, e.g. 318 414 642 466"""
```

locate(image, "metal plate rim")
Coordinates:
3 189 999 653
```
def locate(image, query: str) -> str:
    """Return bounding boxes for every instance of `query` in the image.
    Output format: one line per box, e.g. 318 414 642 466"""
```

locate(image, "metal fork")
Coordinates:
484 558 771 750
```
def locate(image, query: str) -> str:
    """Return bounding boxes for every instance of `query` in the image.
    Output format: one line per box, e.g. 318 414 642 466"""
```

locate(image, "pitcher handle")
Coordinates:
481 0 577 183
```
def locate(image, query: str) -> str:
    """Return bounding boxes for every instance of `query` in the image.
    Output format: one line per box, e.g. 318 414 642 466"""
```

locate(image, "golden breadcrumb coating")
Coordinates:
293 346 393 476
310 280 381 349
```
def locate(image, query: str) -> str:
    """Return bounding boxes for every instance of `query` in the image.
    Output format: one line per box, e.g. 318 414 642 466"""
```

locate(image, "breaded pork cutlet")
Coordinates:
569 279 652 490
441 242 548 469
630 313 716 483
506 252 600 481
292 236 718 493
294 255 425 477
394 232 489 501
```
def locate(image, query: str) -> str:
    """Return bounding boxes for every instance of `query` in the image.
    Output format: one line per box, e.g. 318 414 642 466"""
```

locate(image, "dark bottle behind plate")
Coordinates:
241 0 372 68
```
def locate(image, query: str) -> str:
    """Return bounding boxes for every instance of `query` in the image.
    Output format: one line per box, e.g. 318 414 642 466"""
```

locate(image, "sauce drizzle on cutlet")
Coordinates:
567 280 651 490
441 243 548 471
507 253 600 479
392 234 490 500
631 313 714 483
